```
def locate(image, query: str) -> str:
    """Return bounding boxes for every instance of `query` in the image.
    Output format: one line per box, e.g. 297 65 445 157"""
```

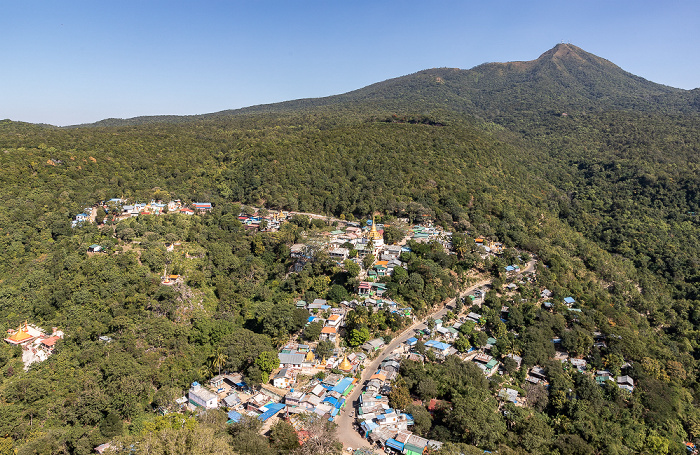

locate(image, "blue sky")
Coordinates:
2 0 698 126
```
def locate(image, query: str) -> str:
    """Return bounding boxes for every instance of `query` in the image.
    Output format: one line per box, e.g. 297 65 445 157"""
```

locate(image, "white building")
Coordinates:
188 382 218 409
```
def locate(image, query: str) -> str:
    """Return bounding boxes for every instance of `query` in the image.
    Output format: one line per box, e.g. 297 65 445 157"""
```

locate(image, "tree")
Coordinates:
389 379 411 410
229 416 273 455
417 377 438 401
471 331 488 348
270 420 300 454
302 322 323 342
315 341 335 361
211 348 228 376
343 259 360 278
448 391 506 448
292 415 342 455
405 404 432 436
501 357 518 375
347 326 370 347
255 351 280 383
100 412 123 438
454 335 471 353
362 253 375 270
327 284 349 303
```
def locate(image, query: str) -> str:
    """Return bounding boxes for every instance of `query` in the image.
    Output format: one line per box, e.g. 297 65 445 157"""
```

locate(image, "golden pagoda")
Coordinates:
5 321 34 345
338 355 353 372
305 350 315 363
368 217 382 241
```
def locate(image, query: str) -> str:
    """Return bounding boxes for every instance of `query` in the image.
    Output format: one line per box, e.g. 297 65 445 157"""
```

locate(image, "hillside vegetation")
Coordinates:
0 44 700 454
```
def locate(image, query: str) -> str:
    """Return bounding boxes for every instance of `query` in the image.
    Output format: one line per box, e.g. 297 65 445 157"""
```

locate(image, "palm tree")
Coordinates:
211 348 228 376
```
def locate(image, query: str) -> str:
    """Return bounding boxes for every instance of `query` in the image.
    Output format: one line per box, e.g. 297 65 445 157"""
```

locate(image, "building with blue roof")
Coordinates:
257 403 285 421
227 410 243 423
332 377 354 394
425 340 452 355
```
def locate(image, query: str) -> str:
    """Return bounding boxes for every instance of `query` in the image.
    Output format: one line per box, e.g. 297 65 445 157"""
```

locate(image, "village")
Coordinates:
14 198 652 454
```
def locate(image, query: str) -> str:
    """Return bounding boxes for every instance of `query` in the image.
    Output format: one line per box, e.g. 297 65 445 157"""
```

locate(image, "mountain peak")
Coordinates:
536 43 615 68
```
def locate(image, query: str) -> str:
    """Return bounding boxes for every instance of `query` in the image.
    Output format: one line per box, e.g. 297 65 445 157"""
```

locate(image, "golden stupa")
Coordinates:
305 350 315 363
368 217 382 241
339 355 352 371
5 321 33 344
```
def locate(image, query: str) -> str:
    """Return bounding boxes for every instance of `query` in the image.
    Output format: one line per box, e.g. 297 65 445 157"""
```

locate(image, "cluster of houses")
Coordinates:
352 353 446 454
186 365 360 429
4 322 64 370
72 198 214 228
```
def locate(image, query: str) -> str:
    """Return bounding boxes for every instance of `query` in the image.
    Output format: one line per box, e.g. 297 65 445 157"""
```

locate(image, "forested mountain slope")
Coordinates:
1 44 700 454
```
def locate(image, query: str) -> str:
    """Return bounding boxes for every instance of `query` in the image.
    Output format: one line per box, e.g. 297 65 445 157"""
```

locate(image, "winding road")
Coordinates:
335 260 536 450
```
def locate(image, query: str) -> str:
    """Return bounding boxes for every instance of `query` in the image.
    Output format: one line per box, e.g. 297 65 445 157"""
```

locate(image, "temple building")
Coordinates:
4 322 42 345
5 323 64 370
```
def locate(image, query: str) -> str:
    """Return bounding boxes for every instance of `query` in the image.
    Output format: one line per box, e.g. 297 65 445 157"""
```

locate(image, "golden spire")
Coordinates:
368 216 382 241
339 355 352 371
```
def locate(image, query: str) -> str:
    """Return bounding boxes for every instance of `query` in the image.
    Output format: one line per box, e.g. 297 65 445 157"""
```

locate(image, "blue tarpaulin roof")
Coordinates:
386 439 405 451
323 396 339 407
425 340 451 351
361 420 378 433
227 411 242 423
406 337 418 345
257 403 285 421
336 398 345 409
332 377 354 394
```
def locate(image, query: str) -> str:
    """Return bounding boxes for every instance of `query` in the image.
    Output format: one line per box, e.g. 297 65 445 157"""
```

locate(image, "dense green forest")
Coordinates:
1 43 700 454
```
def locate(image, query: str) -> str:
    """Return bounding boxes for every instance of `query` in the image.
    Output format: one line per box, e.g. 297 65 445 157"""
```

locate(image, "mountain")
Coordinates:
3 44 700 454
70 43 699 128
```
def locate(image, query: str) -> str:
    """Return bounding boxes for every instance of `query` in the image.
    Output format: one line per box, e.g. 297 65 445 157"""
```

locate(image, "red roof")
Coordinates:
41 336 60 347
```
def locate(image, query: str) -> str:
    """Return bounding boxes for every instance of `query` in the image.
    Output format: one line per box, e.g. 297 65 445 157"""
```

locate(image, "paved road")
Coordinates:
335 278 491 449
335 259 536 450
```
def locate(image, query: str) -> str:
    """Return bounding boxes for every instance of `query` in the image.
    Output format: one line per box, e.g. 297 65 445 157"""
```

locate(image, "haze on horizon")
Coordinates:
2 0 699 127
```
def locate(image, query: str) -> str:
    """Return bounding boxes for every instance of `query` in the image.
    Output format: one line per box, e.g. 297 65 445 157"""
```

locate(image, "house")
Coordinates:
193 202 212 212
506 353 522 369
223 393 241 408
320 326 337 342
617 375 635 392
357 281 387 297
209 375 225 389
424 340 452 357
290 244 307 258
179 207 195 215
278 352 306 369
362 338 385 353
273 369 296 389
188 382 218 409
4 322 43 345
326 314 343 328
466 312 483 324
87 244 103 253
498 388 519 403
95 443 114 454
329 247 349 261
564 296 576 306
570 358 587 372
527 366 548 385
